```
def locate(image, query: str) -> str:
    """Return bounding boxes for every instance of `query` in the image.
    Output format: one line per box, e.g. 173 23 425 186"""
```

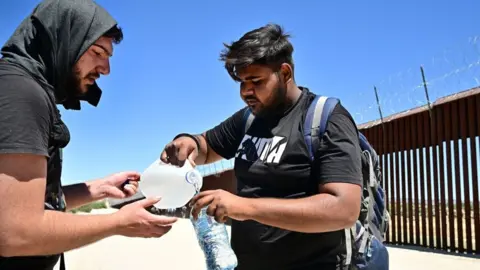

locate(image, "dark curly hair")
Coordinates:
219 23 294 81
103 25 123 44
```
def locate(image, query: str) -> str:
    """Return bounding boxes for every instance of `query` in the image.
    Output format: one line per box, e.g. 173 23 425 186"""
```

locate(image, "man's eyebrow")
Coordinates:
243 75 262 81
92 44 113 57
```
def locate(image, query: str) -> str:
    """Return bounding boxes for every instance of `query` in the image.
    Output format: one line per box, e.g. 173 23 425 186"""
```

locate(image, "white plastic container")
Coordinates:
139 159 203 209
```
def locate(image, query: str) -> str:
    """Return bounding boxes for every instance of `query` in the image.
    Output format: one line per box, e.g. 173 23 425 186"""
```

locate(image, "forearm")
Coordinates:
194 133 222 165
63 181 101 210
191 133 208 165
2 210 118 257
244 194 357 233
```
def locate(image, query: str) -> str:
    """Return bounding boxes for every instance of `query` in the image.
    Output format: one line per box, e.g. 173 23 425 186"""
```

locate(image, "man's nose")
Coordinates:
240 84 255 96
97 60 110 75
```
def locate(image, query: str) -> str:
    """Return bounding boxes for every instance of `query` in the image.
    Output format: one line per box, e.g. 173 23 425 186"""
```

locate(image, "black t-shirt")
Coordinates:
0 61 69 270
205 87 362 270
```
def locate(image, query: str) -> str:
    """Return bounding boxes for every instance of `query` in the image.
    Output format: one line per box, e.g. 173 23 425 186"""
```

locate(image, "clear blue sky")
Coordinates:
1 0 479 185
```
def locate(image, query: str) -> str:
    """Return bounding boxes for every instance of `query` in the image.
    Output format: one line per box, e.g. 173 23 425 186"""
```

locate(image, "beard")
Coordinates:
64 67 98 98
64 67 85 97
255 82 288 119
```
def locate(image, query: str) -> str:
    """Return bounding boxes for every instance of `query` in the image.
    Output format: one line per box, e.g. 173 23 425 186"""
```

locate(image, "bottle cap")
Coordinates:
185 169 202 192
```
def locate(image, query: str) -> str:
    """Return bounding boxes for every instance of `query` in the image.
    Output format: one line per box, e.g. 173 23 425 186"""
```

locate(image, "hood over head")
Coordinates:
1 0 120 110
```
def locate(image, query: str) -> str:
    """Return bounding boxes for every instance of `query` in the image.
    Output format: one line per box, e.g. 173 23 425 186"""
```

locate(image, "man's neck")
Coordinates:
275 84 302 115
285 84 303 107
263 84 303 120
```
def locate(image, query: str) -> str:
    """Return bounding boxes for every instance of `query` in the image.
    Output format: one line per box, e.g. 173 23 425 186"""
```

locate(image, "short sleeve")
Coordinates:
0 76 52 157
204 107 249 159
313 103 363 186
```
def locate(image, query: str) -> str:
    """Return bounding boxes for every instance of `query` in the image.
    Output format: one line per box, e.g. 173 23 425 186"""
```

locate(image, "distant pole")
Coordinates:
374 86 385 125
420 65 433 118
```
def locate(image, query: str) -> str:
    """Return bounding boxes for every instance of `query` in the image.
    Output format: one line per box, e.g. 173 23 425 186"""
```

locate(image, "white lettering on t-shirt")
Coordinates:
235 134 287 164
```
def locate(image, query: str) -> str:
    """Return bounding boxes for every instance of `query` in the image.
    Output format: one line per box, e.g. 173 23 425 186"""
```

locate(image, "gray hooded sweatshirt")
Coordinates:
0 0 120 269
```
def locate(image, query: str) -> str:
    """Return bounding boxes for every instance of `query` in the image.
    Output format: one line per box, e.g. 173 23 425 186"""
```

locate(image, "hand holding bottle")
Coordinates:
113 197 178 238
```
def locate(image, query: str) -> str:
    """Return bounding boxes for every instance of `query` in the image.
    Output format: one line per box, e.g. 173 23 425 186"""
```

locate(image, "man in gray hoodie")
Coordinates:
0 1 177 269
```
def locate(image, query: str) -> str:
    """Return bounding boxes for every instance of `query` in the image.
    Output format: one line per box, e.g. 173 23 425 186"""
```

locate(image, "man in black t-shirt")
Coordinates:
161 23 362 270
0 1 177 269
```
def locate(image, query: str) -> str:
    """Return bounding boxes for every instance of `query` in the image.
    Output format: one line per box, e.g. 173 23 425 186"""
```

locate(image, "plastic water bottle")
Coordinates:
191 207 238 270
139 159 202 209
139 158 238 269
149 205 191 218
151 206 238 270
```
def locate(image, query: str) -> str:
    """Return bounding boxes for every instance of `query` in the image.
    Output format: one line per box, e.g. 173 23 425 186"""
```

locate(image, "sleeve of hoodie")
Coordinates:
0 76 51 157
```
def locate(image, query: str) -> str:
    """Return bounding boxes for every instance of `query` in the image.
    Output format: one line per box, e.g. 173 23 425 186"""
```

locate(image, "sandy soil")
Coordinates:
54 209 479 270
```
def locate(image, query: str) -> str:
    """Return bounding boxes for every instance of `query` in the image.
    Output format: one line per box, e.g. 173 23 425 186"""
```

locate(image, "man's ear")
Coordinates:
280 63 293 84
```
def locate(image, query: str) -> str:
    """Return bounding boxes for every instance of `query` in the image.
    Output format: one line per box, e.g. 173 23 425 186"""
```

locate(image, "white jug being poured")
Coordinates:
139 158 203 209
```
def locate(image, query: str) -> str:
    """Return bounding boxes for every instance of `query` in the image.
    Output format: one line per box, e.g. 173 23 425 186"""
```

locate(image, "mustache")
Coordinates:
85 72 100 80
244 96 258 102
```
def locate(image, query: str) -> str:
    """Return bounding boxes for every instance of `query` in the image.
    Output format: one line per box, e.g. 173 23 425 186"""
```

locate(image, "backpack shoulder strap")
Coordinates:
303 94 354 266
243 107 255 134
303 94 340 161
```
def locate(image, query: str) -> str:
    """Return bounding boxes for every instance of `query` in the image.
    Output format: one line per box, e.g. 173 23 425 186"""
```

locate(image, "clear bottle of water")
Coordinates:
149 206 191 218
140 158 237 269
149 205 238 270
190 207 238 270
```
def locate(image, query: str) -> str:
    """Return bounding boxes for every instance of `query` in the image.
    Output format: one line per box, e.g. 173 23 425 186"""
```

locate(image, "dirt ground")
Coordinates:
54 209 480 270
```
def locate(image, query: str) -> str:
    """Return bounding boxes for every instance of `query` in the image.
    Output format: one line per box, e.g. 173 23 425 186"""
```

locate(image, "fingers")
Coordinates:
152 225 173 237
160 145 169 163
134 224 173 239
190 194 214 220
191 190 215 202
127 180 139 188
108 187 127 198
136 196 162 208
143 225 173 239
149 215 178 226
135 198 178 225
176 145 191 167
160 142 176 163
213 206 228 223
166 142 182 165
121 171 141 180
114 172 141 190
117 196 179 239
205 200 227 223
193 199 227 223
123 184 137 196
206 202 217 217
187 151 198 167
160 138 198 167
162 142 179 164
